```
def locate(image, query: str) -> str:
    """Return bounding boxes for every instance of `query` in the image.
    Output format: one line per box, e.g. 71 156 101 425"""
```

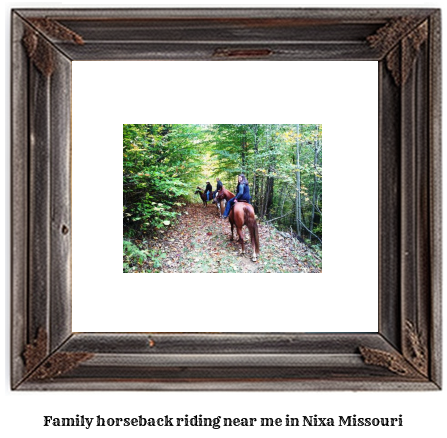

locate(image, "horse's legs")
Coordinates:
237 226 245 254
250 227 257 261
230 221 234 241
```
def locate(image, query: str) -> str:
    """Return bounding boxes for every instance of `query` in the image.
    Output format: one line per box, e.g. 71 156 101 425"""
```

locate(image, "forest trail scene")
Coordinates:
126 204 322 273
123 124 322 274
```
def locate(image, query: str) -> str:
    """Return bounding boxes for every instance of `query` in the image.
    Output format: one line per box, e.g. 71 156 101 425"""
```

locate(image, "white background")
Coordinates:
72 60 378 332
2 1 445 438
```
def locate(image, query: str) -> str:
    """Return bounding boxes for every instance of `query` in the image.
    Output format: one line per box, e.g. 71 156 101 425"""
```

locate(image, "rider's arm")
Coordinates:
235 183 244 200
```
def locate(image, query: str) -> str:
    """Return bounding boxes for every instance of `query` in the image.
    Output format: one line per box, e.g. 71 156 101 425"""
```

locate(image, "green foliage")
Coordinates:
123 124 204 235
205 124 322 243
124 123 322 246
123 239 149 272
123 239 167 273
147 249 167 269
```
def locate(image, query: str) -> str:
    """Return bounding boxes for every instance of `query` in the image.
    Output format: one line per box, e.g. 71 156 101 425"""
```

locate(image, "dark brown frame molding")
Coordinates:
11 8 442 390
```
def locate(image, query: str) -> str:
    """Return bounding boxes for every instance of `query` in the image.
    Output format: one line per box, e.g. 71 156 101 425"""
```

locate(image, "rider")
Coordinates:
222 174 250 219
205 181 213 201
213 177 223 199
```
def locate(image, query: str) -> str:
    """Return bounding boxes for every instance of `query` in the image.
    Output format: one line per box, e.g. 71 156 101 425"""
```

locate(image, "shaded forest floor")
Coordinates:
130 204 322 273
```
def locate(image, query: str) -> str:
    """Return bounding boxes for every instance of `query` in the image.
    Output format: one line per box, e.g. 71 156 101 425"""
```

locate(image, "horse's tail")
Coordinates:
244 206 260 255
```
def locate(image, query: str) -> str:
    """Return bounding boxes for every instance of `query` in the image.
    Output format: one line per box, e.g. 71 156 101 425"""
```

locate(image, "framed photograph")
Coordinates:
11 8 441 390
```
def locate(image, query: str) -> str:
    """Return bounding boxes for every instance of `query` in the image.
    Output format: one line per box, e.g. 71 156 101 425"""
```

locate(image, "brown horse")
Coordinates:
196 186 225 216
195 187 213 207
216 187 260 262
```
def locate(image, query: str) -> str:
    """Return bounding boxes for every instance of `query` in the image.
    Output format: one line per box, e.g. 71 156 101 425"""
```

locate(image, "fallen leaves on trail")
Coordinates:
132 203 322 274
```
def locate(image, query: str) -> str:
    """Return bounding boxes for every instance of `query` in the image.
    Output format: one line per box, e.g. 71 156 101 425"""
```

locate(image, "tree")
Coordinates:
123 123 322 245
296 124 302 236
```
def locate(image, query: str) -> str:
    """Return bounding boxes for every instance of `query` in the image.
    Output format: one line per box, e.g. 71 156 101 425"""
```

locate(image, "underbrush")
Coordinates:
123 239 166 273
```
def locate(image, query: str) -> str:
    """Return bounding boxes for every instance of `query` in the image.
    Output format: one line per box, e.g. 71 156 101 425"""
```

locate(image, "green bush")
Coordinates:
123 240 149 272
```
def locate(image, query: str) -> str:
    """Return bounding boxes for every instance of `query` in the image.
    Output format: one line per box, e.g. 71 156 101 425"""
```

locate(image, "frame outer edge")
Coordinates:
16 380 440 392
428 10 442 388
11 12 29 388
400 41 416 364
11 7 441 391
12 7 439 20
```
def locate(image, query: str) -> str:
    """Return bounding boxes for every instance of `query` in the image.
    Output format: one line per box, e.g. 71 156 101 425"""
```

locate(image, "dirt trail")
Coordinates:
142 203 322 273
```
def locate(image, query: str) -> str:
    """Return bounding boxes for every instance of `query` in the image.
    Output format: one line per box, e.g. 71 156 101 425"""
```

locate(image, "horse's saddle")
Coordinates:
231 200 249 210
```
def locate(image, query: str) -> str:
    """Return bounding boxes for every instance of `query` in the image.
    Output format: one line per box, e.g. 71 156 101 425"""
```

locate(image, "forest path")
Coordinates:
145 203 322 273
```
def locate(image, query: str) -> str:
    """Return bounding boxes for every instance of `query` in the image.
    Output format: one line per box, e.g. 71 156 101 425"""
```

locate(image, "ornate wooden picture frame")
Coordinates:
11 8 441 390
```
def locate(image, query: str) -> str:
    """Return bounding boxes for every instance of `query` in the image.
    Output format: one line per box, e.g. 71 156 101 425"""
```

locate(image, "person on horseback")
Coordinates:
205 181 213 201
222 174 250 219
213 177 223 199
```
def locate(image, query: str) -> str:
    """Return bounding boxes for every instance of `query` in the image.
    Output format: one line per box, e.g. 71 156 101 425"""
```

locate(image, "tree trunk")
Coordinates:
260 126 269 219
252 124 259 212
259 175 265 218
295 124 302 236
265 124 277 219
310 128 319 239
264 177 274 219
279 183 286 217
261 125 275 219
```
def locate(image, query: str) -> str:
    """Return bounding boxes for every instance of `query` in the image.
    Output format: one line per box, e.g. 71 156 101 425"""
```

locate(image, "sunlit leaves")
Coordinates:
123 124 205 234
123 123 322 247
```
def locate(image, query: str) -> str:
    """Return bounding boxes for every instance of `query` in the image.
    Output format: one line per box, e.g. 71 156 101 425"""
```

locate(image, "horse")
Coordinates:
195 187 213 207
212 191 226 218
216 187 260 262
196 186 226 217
